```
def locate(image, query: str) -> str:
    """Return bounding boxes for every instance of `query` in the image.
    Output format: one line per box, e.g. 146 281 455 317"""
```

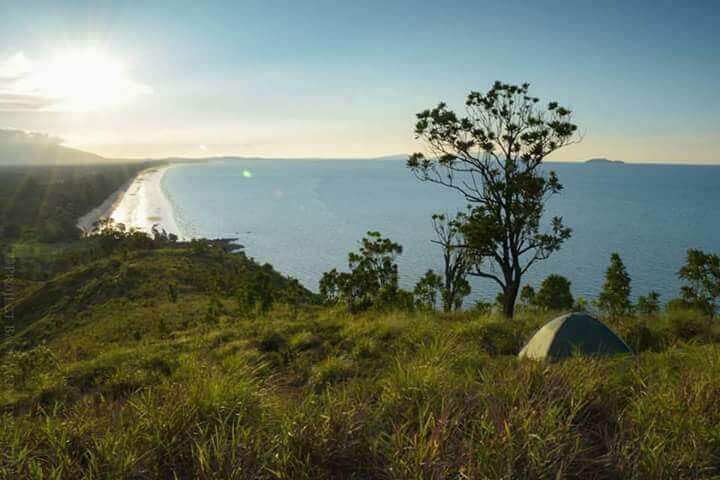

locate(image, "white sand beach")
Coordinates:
77 165 183 238
76 177 134 234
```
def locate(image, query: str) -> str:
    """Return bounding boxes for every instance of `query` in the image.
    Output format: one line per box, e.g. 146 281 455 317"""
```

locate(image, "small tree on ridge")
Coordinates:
597 253 633 320
535 274 574 311
320 232 403 313
430 213 472 311
678 249 720 318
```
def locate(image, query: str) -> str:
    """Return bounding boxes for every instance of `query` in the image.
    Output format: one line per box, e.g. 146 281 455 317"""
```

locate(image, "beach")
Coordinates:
77 164 183 238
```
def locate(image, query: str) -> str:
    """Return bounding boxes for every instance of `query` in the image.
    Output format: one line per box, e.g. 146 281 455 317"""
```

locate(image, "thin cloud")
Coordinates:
0 128 63 146
0 93 57 112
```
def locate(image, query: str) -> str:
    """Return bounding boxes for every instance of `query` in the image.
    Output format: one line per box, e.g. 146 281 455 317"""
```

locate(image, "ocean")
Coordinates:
159 159 720 303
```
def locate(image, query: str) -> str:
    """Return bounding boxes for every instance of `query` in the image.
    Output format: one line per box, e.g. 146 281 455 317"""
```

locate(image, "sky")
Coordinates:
0 0 718 163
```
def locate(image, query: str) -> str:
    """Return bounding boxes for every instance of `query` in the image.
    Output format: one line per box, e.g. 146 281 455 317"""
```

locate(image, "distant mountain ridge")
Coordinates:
2 131 633 167
0 129 104 165
0 129 417 165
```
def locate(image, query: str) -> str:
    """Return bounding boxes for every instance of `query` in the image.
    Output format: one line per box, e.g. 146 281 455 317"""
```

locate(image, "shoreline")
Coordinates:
77 164 184 238
76 169 149 235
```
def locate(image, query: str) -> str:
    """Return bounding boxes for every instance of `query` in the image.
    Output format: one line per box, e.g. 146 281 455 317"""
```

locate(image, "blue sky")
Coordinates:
0 0 718 162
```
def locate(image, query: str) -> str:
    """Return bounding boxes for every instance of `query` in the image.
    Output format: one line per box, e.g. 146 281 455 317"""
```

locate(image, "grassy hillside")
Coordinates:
2 240 720 479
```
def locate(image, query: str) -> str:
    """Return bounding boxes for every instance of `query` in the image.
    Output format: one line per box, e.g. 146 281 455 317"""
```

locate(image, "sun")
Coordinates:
29 48 151 112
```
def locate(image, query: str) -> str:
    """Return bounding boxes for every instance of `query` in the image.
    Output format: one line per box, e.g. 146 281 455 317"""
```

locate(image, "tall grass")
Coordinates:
3 303 720 478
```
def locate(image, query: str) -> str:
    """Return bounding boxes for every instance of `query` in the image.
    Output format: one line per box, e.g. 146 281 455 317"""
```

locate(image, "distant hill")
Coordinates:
168 154 411 162
585 157 625 165
0 129 413 165
0 129 105 165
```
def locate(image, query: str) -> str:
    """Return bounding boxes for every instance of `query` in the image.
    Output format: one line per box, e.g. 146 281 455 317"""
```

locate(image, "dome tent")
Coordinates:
519 312 631 361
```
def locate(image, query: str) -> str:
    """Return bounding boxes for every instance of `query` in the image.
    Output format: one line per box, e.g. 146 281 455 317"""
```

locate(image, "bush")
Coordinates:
289 331 321 352
668 309 711 342
258 332 288 353
477 321 526 355
621 320 668 352
351 337 380 359
473 300 493 315
311 356 356 388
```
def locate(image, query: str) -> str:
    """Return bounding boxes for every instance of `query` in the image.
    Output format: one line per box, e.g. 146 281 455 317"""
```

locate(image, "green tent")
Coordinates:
519 312 631 361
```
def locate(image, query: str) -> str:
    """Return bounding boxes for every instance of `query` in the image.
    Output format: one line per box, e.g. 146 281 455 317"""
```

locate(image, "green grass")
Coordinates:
2 245 720 478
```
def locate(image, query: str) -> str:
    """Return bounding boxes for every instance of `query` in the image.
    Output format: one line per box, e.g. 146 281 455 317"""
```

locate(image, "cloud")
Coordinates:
0 50 152 112
0 93 57 112
0 128 63 146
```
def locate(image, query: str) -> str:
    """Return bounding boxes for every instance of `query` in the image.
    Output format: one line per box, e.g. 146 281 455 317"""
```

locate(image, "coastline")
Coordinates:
77 164 184 238
76 171 145 235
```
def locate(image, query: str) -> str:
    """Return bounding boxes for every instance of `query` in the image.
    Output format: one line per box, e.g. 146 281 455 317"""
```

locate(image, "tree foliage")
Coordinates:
237 264 276 315
535 274 574 311
413 270 443 311
678 249 720 318
637 291 661 316
597 253 633 320
408 81 577 317
91 218 177 253
519 285 536 306
319 232 404 312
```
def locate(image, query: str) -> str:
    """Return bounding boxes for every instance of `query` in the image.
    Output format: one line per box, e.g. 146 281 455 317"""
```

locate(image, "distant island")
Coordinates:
585 157 625 165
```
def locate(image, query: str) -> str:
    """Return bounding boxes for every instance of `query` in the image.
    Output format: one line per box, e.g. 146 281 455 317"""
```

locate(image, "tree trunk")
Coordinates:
502 283 519 318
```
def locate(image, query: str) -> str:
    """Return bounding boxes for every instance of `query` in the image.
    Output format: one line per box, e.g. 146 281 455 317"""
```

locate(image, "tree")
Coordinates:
319 232 403 312
519 284 536 306
408 81 577 318
413 270 443 310
597 253 633 320
236 266 275 316
277 278 306 317
637 291 661 316
535 274 574 311
678 249 720 318
430 213 472 311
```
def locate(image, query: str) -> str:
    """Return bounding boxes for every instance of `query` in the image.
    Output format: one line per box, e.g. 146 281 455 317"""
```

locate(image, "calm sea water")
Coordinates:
162 159 720 303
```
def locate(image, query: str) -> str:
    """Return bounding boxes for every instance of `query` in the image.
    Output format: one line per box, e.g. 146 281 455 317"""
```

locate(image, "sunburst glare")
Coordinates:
15 48 151 112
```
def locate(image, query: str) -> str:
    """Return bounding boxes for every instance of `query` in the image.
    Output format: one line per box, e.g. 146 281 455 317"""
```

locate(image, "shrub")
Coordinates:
289 331 321 352
351 337 379 359
473 300 493 315
311 356 356 388
621 320 668 352
477 321 525 355
668 309 711 342
258 332 288 353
